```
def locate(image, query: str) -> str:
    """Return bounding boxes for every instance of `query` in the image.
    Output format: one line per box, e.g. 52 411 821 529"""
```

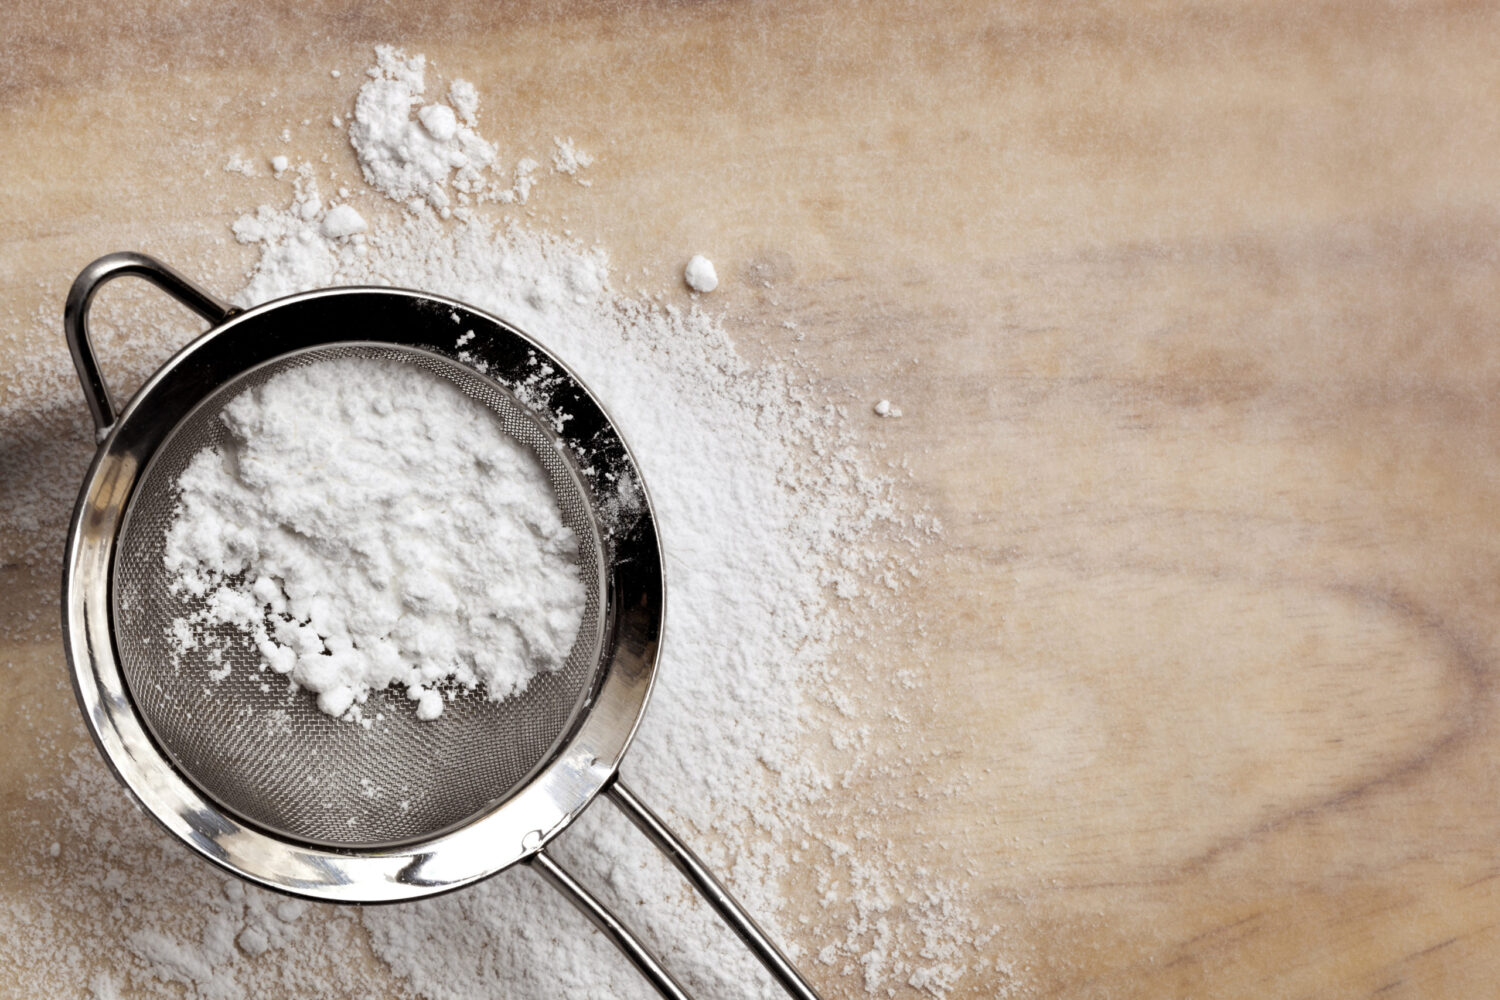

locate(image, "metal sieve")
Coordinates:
62 252 824 1000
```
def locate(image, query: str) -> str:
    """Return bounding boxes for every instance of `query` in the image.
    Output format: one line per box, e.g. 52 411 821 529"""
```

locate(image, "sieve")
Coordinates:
61 252 825 1000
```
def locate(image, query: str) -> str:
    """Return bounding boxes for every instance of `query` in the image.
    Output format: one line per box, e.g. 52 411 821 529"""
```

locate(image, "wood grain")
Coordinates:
4 1 1500 997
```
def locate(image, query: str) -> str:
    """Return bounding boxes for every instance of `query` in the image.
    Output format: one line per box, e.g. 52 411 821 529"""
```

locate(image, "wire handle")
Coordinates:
530 776 826 1000
529 849 694 1000
607 779 826 1000
65 252 236 438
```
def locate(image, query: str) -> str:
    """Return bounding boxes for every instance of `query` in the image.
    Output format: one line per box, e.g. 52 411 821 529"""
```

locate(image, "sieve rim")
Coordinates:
62 284 665 903
114 341 612 851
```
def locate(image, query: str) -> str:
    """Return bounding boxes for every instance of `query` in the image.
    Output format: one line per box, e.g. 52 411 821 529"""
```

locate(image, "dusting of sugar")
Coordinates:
551 136 595 179
506 157 541 204
223 153 256 177
0 43 1007 1000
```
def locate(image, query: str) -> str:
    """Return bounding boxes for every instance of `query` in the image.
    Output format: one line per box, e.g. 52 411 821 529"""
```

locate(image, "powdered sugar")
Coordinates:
349 46 496 215
448 80 479 126
0 43 1001 1000
684 253 719 293
551 136 595 179
319 204 366 238
163 357 585 722
223 153 256 177
223 170 991 1000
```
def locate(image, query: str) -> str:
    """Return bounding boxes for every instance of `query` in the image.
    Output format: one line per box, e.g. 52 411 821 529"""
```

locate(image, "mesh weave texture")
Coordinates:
112 346 605 849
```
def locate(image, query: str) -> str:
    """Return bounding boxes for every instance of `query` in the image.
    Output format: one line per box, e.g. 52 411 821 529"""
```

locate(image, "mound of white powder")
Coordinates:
163 357 585 722
349 46 497 214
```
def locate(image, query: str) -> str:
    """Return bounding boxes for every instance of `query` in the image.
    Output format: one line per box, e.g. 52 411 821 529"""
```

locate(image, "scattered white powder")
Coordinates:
507 156 541 204
551 136 595 178
684 253 719 293
163 357 586 722
0 44 1004 1000
348 46 495 216
874 399 903 418
223 153 256 176
448 79 479 126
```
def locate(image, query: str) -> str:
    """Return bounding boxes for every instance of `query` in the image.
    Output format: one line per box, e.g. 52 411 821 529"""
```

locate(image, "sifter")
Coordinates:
61 252 826 1000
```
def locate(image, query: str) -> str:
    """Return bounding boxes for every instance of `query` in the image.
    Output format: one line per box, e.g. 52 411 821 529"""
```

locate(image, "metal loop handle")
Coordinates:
64 252 236 438
529 849 693 1000
530 776 826 1000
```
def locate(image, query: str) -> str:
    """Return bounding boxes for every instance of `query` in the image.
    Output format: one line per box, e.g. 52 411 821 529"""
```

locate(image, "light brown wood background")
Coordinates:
4 1 1500 997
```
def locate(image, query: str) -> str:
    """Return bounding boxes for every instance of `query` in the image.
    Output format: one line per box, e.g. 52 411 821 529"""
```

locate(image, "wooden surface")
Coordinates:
5 1 1500 996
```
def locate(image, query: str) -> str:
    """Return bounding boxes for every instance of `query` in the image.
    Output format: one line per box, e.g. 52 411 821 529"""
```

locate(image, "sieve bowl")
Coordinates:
61 252 823 1000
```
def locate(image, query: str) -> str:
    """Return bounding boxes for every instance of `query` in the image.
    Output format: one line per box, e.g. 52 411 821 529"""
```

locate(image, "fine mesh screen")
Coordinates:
111 345 606 849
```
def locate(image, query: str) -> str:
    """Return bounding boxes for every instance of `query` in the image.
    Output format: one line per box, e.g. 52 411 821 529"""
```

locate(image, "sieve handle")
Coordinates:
605 778 827 1000
529 849 693 1000
529 779 827 1000
64 252 237 438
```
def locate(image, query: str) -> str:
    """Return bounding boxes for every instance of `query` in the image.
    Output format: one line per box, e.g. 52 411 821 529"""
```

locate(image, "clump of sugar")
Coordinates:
448 79 479 125
551 136 595 180
348 45 496 215
684 254 718 293
319 203 366 238
163 357 586 721
418 103 458 141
